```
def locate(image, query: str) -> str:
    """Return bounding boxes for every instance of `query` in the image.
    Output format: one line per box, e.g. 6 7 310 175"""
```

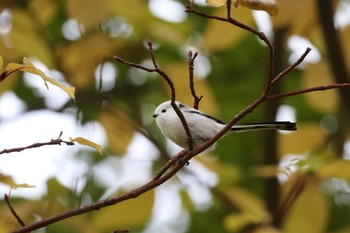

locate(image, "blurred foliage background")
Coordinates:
1 0 350 232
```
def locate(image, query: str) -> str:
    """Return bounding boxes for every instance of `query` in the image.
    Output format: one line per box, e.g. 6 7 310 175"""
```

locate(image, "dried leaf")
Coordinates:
0 56 3 69
70 137 103 155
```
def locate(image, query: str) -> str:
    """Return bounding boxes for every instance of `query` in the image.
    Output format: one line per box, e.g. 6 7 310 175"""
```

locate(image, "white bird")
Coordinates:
153 100 296 150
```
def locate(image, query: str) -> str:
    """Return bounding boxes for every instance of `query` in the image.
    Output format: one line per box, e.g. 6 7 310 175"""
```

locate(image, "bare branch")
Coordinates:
147 40 159 69
0 132 74 155
267 83 350 100
113 229 130 233
187 50 202 109
4 194 26 227
271 47 312 87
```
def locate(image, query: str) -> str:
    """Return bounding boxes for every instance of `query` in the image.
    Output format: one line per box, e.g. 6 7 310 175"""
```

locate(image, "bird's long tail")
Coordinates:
230 121 297 133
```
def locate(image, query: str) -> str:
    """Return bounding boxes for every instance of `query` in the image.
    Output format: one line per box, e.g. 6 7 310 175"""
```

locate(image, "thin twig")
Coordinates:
271 47 312 87
187 50 202 109
186 5 259 38
4 194 26 227
147 40 159 69
266 83 350 100
0 132 74 155
113 229 130 233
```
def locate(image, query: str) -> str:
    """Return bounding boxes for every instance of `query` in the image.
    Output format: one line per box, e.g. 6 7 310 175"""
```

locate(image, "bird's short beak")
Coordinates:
152 114 158 118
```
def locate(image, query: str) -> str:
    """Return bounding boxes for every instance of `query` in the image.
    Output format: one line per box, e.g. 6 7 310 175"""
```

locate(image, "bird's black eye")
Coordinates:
161 109 166 113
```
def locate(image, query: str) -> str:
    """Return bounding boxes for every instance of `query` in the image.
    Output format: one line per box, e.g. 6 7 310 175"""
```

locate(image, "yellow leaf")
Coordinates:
59 33 113 88
4 57 76 100
0 56 3 69
279 123 324 155
318 159 350 180
253 225 281 233
98 106 135 155
70 137 103 155
91 190 154 231
251 165 279 178
66 0 113 29
206 0 278 16
283 181 328 233
271 1 316 36
235 0 278 16
0 173 35 189
203 7 255 52
223 187 270 229
302 60 338 113
206 0 227 7
224 212 259 232
10 9 53 66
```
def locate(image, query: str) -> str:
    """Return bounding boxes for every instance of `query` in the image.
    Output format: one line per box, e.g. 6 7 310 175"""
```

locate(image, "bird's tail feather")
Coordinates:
230 121 297 133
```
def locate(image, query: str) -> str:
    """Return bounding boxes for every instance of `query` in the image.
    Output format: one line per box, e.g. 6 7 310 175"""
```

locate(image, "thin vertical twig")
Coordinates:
187 50 202 109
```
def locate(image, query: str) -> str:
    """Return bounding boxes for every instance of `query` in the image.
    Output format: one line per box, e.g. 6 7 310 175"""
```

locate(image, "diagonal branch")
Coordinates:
11 149 188 233
4 194 26 227
271 47 312 87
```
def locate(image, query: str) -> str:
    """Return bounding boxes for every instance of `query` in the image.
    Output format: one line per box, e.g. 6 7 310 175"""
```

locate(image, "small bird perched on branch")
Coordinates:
153 100 296 150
